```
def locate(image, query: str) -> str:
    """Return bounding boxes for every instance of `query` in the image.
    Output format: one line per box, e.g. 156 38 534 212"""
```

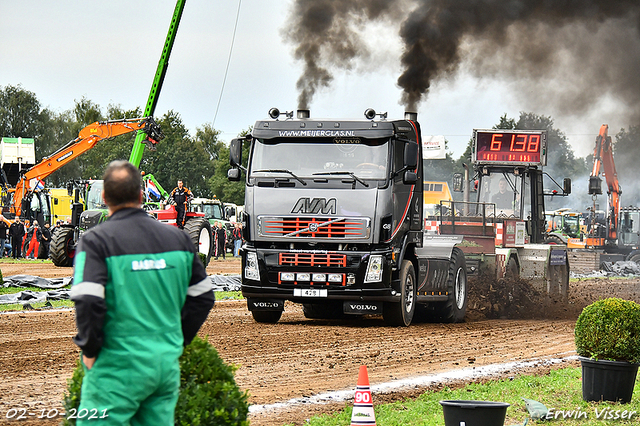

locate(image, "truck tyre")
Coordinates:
183 218 212 266
434 247 467 323
544 234 565 245
302 302 345 319
251 310 283 324
626 250 640 265
383 260 416 327
50 228 76 267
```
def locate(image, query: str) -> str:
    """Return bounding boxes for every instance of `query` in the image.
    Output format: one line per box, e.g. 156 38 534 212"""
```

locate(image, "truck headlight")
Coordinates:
297 273 311 281
328 274 343 283
364 255 383 283
312 273 326 282
280 272 295 281
245 252 260 281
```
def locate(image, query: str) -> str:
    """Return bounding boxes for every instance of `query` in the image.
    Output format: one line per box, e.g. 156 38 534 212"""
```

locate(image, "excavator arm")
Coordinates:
588 124 621 242
11 117 163 217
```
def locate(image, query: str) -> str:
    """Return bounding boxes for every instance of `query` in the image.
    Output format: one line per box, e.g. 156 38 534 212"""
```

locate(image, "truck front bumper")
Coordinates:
240 246 399 303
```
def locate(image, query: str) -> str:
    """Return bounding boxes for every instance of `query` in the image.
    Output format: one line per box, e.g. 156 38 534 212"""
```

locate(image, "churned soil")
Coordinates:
1 259 639 425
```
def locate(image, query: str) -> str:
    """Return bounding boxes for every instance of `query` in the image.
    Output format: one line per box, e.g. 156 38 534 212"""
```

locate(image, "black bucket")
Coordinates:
580 356 639 403
440 400 510 426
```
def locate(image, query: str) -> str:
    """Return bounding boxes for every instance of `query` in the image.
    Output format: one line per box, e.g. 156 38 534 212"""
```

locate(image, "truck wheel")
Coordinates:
183 218 212 266
303 302 345 319
251 310 283 324
544 234 565 245
435 247 467 323
383 260 416 327
626 250 640 265
50 228 75 267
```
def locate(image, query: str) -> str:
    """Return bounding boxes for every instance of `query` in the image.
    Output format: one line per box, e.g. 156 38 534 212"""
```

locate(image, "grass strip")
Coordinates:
294 367 640 425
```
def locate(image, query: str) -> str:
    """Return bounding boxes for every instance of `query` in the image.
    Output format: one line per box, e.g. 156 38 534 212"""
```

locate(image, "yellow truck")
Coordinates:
423 181 453 216
49 188 78 224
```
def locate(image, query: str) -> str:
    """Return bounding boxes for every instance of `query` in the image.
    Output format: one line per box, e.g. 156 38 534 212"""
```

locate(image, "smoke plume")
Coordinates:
283 0 404 109
285 0 640 125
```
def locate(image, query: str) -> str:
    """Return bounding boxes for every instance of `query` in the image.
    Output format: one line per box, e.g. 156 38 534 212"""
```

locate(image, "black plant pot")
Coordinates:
579 356 639 403
440 400 510 426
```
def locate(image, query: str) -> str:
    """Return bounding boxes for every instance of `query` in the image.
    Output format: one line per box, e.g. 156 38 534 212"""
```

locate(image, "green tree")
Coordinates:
73 97 103 126
514 112 588 179
40 109 79 186
196 123 225 161
142 111 216 198
0 84 44 140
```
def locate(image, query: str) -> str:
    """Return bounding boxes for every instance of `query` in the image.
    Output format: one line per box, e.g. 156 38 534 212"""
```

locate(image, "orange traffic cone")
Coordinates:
350 365 376 426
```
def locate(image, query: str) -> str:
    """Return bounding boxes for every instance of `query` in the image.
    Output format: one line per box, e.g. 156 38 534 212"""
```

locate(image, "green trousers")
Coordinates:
77 347 180 425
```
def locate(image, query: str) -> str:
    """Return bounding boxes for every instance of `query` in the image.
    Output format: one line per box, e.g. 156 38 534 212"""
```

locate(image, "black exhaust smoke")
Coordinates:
283 0 403 110
284 0 640 126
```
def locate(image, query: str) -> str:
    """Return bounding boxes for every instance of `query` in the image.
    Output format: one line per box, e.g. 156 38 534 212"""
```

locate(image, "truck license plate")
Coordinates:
294 289 328 298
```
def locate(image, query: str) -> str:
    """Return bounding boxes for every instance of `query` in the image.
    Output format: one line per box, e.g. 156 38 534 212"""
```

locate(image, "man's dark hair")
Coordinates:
103 160 141 207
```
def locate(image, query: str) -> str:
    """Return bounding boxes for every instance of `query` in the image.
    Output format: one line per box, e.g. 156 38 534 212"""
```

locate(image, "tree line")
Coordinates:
0 84 248 205
2 83 640 211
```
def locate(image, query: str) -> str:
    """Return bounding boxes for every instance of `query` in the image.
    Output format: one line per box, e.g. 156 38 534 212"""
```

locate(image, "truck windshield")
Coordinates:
563 215 580 237
86 181 106 210
250 138 389 180
202 204 223 220
477 173 523 218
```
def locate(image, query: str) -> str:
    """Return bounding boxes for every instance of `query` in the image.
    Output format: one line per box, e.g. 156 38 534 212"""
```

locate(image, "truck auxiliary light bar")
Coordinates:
278 272 346 286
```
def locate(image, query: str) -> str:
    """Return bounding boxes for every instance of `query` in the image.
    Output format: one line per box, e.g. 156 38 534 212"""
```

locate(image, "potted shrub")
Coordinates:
574 297 640 403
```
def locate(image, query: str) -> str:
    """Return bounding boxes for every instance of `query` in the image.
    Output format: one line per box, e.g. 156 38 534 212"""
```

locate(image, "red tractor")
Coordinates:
149 205 213 265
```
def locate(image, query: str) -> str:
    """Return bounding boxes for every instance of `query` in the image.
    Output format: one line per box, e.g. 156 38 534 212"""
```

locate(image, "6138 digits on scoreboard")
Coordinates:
474 130 546 166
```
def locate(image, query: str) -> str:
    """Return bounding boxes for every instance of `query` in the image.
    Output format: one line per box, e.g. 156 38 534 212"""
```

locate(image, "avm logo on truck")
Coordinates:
291 198 337 215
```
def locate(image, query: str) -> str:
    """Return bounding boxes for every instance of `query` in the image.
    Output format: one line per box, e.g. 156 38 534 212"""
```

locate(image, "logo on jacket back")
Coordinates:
291 198 337 215
132 258 167 271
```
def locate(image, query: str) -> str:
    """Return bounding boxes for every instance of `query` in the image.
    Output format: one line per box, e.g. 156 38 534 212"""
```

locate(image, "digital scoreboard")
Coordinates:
473 130 547 166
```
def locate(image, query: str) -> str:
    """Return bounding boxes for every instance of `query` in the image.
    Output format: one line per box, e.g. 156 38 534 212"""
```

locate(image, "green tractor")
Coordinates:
190 197 233 253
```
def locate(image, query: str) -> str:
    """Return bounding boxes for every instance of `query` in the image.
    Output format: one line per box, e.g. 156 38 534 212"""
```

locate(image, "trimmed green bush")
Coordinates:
575 298 640 363
62 337 249 426
61 357 85 425
176 337 249 426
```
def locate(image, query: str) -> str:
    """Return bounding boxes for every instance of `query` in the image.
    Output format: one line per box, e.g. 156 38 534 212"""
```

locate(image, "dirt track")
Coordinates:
1 260 640 425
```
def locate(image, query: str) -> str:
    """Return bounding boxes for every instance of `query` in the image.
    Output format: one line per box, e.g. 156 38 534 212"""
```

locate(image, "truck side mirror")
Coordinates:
403 171 417 184
227 168 240 182
404 142 418 169
452 173 463 192
563 177 572 195
229 138 243 167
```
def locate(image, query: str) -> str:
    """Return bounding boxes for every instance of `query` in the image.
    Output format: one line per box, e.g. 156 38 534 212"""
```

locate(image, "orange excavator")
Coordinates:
584 124 640 265
6 117 163 219
587 124 620 247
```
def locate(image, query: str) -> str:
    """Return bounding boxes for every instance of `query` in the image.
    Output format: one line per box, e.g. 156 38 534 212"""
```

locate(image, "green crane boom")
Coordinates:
129 0 186 167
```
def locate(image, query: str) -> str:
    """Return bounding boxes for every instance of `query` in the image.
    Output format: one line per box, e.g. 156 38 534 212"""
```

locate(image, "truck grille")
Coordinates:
259 216 369 239
279 252 347 267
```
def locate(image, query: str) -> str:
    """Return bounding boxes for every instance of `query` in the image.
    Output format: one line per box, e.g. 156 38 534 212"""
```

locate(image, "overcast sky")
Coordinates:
0 0 624 159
